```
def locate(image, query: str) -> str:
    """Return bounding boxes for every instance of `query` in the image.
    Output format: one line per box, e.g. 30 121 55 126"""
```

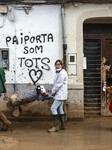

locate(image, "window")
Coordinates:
68 53 76 65
70 56 75 63
0 49 9 70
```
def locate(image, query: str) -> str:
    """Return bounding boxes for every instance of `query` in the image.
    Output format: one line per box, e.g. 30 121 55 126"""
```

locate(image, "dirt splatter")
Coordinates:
0 136 18 149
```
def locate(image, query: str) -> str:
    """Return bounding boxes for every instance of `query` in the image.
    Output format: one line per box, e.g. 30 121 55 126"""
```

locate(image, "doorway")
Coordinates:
83 21 112 117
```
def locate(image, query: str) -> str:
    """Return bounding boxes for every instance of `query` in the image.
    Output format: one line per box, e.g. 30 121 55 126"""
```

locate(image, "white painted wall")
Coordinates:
0 5 62 84
1 3 111 86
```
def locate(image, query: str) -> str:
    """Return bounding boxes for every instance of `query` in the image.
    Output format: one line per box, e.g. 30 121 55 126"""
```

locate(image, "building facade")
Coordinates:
0 0 112 119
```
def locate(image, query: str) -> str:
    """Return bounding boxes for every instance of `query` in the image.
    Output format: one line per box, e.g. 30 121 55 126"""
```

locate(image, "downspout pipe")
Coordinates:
61 0 68 69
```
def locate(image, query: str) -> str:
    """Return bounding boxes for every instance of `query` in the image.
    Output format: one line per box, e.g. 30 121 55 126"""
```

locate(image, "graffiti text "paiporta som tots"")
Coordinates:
6 33 53 46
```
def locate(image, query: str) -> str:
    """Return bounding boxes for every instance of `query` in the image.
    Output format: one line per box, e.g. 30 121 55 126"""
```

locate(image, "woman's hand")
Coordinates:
4 92 8 98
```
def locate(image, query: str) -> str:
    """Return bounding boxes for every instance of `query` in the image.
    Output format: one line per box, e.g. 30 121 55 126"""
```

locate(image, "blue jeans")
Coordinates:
51 100 64 115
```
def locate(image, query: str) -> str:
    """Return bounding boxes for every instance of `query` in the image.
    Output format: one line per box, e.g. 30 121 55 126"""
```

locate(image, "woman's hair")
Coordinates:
104 60 111 66
55 59 64 69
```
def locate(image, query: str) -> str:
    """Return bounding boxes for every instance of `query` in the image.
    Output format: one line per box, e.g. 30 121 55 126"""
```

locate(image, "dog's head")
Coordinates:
11 93 18 103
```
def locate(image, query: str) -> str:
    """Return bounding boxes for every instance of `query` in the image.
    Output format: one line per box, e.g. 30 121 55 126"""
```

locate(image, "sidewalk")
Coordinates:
0 117 112 150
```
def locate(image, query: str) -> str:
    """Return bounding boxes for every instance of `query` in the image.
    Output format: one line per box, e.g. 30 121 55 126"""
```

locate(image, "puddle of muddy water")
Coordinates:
0 119 112 150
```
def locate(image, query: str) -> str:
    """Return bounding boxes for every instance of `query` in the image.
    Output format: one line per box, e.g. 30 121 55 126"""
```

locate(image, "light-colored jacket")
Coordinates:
52 69 68 100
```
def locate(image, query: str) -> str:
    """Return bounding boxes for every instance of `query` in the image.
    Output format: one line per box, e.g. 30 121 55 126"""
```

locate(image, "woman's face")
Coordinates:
105 65 111 72
55 62 62 70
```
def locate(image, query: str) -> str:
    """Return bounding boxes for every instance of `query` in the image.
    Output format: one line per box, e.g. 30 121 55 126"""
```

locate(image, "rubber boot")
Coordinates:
0 112 11 131
60 114 67 130
48 115 60 132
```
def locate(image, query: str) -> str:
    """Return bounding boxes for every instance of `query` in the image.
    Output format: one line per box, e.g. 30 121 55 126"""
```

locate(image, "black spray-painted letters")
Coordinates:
6 33 53 46
6 32 54 84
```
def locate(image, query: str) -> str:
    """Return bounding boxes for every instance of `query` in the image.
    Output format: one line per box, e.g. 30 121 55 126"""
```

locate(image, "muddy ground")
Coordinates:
0 118 112 150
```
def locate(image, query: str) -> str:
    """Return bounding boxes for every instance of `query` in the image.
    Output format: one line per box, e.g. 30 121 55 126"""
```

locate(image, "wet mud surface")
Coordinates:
0 118 112 150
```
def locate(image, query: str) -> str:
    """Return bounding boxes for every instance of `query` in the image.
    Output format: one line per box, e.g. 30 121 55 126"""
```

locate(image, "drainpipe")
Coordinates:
61 0 68 69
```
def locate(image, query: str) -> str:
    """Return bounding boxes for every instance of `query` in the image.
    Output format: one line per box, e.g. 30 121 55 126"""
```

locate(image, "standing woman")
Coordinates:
48 60 68 132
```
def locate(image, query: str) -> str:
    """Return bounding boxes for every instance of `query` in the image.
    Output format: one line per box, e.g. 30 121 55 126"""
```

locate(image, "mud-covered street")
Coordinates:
0 118 112 150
